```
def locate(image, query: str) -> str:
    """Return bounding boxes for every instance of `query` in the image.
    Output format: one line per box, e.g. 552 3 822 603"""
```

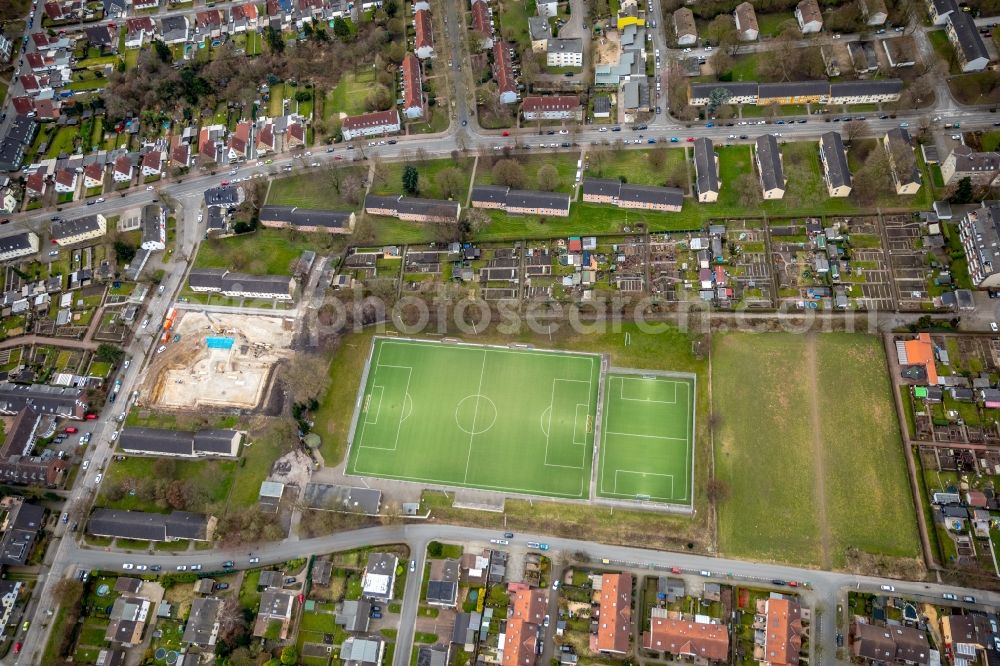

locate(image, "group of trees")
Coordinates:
104 475 206 512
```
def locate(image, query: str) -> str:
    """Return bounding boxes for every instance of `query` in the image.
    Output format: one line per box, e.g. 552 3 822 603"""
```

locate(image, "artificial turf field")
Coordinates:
346 338 601 498
597 373 694 504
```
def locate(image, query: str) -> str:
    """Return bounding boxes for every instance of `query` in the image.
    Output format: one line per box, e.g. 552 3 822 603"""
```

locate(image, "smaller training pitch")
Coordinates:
347 338 600 499
597 372 695 504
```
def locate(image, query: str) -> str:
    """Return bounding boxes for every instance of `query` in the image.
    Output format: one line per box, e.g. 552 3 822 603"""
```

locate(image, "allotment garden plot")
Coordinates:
347 338 601 499
597 372 695 505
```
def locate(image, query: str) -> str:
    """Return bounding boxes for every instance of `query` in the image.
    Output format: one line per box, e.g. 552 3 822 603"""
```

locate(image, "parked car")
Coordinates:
177 565 187 571
222 561 234 568
190 564 202 571
943 593 958 600
122 563 134 570
249 557 260 564
963 595 976 603
880 584 895 592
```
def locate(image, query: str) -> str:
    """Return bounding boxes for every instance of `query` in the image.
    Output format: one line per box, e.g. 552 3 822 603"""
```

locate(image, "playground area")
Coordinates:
145 312 295 411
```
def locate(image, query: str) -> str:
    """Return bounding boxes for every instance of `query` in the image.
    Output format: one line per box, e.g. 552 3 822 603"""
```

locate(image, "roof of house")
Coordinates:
902 333 938 385
673 7 696 36
259 205 353 229
502 619 540 666
188 268 293 296
548 37 583 54
522 95 580 113
471 185 510 204
946 145 1000 173
757 80 829 99
51 214 103 241
341 109 400 131
182 597 222 646
644 617 729 660
204 185 241 207
84 25 116 46
689 81 759 100
949 9 989 63
492 41 518 94
755 134 784 192
231 3 259 20
820 131 852 189
88 509 209 541
426 559 459 604
528 15 549 40
734 2 758 31
828 79 903 98
342 636 384 666
597 573 632 653
885 127 921 186
402 53 423 110
415 8 433 48
114 155 132 176
694 137 719 194
582 178 622 198
796 0 822 24
335 599 372 633
764 598 802 666
511 587 548 623
417 645 449 666
55 169 76 187
505 189 571 211
472 1 493 35
619 183 683 207
854 623 896 662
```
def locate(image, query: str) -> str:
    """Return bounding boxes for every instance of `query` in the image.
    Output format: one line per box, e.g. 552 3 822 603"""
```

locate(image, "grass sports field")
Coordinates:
597 373 694 504
347 338 601 499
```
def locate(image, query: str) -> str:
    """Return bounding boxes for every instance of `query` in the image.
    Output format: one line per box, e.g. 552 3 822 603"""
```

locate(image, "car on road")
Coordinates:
150 565 161 572
700 570 712 577
880 584 895 592
122 563 134 570
82 460 89 470
963 595 976 603
141 318 150 328
687 137 695 142
223 561 234 568
670 137 679 142
157 345 167 354
146 185 154 191
48 250 59 257
543 614 550 627
94 473 103 484
110 431 119 441
61 512 68 523
991 322 998 332
551 580 560 590
490 539 509 545
190 564 202 571
771 579 786 586
504 532 514 538
177 565 187 571
136 565 148 571
410 560 416 572
249 556 260 564
943 593 958 600
670 566 682 573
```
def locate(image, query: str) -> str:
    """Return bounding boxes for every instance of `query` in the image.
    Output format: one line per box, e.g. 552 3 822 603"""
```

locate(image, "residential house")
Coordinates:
596 573 632 654
941 145 1000 185
402 53 425 120
674 8 697 45
141 204 166 251
852 623 930 666
252 588 296 639
335 599 372 633
528 16 549 52
734 2 759 40
227 121 252 162
341 110 401 140
105 596 151 646
362 552 398 602
0 35 11 63
0 232 39 262
757 81 828 105
760 597 802 666
0 187 17 214
124 17 156 49
112 155 133 184
694 137 720 203
883 37 917 67
503 587 548 666
24 173 45 200
170 140 190 169
688 81 759 106
414 8 434 59
0 498 44 565
141 151 163 178
849 41 879 74
959 203 1000 287
182 598 222 649
927 0 956 25
827 79 903 105
83 162 105 189
84 25 117 52
581 179 683 212
0 581 23 640
642 611 729 662
159 16 190 44
187 268 296 300
941 613 1000 664
87 509 212 542
0 407 68 485
947 10 990 72
883 127 921 195
230 4 260 32
119 427 240 458
472 0 495 49
342 636 386 666
860 0 888 25
194 9 227 39
426 559 459 608
50 214 107 246
417 646 449 666
521 95 582 121
54 168 78 194
819 131 852 197
754 134 786 199
795 0 823 33
547 38 583 67
536 0 557 17
493 42 519 104
259 205 356 233
470 186 571 216
364 194 461 222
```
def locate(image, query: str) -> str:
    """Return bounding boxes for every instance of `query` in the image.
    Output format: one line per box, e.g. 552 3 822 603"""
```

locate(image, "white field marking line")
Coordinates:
400 392 413 423
612 469 675 501
345 466 589 499
363 385 384 425
377 338 602 362
542 378 591 470
462 350 489 485
539 406 552 438
602 431 689 441
357 367 412 452
618 376 680 405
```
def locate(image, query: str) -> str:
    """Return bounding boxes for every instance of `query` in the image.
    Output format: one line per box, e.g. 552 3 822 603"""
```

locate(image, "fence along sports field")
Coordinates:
346 338 695 505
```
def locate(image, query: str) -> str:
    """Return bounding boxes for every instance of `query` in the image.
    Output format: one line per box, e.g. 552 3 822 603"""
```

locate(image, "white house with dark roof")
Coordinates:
188 268 296 300
341 110 401 140
754 134 785 200
362 552 398 602
946 10 990 72
119 427 241 458
694 138 719 202
819 131 852 197
50 214 106 246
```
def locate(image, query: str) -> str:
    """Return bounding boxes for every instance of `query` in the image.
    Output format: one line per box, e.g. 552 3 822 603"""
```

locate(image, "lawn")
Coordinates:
372 157 474 201
597 372 695 505
266 165 368 210
45 126 79 158
326 69 377 119
346 338 601 499
194 228 338 275
713 333 920 569
475 152 580 193
585 148 688 188
268 82 287 117
755 11 795 37
97 456 237 514
927 29 958 74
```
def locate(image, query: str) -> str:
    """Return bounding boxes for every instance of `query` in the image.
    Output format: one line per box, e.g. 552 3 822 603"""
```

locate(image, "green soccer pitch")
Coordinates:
346 338 601 499
596 373 695 504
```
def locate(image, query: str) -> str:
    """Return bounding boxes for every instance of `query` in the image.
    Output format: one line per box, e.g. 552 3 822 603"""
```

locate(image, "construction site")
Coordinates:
144 311 296 411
